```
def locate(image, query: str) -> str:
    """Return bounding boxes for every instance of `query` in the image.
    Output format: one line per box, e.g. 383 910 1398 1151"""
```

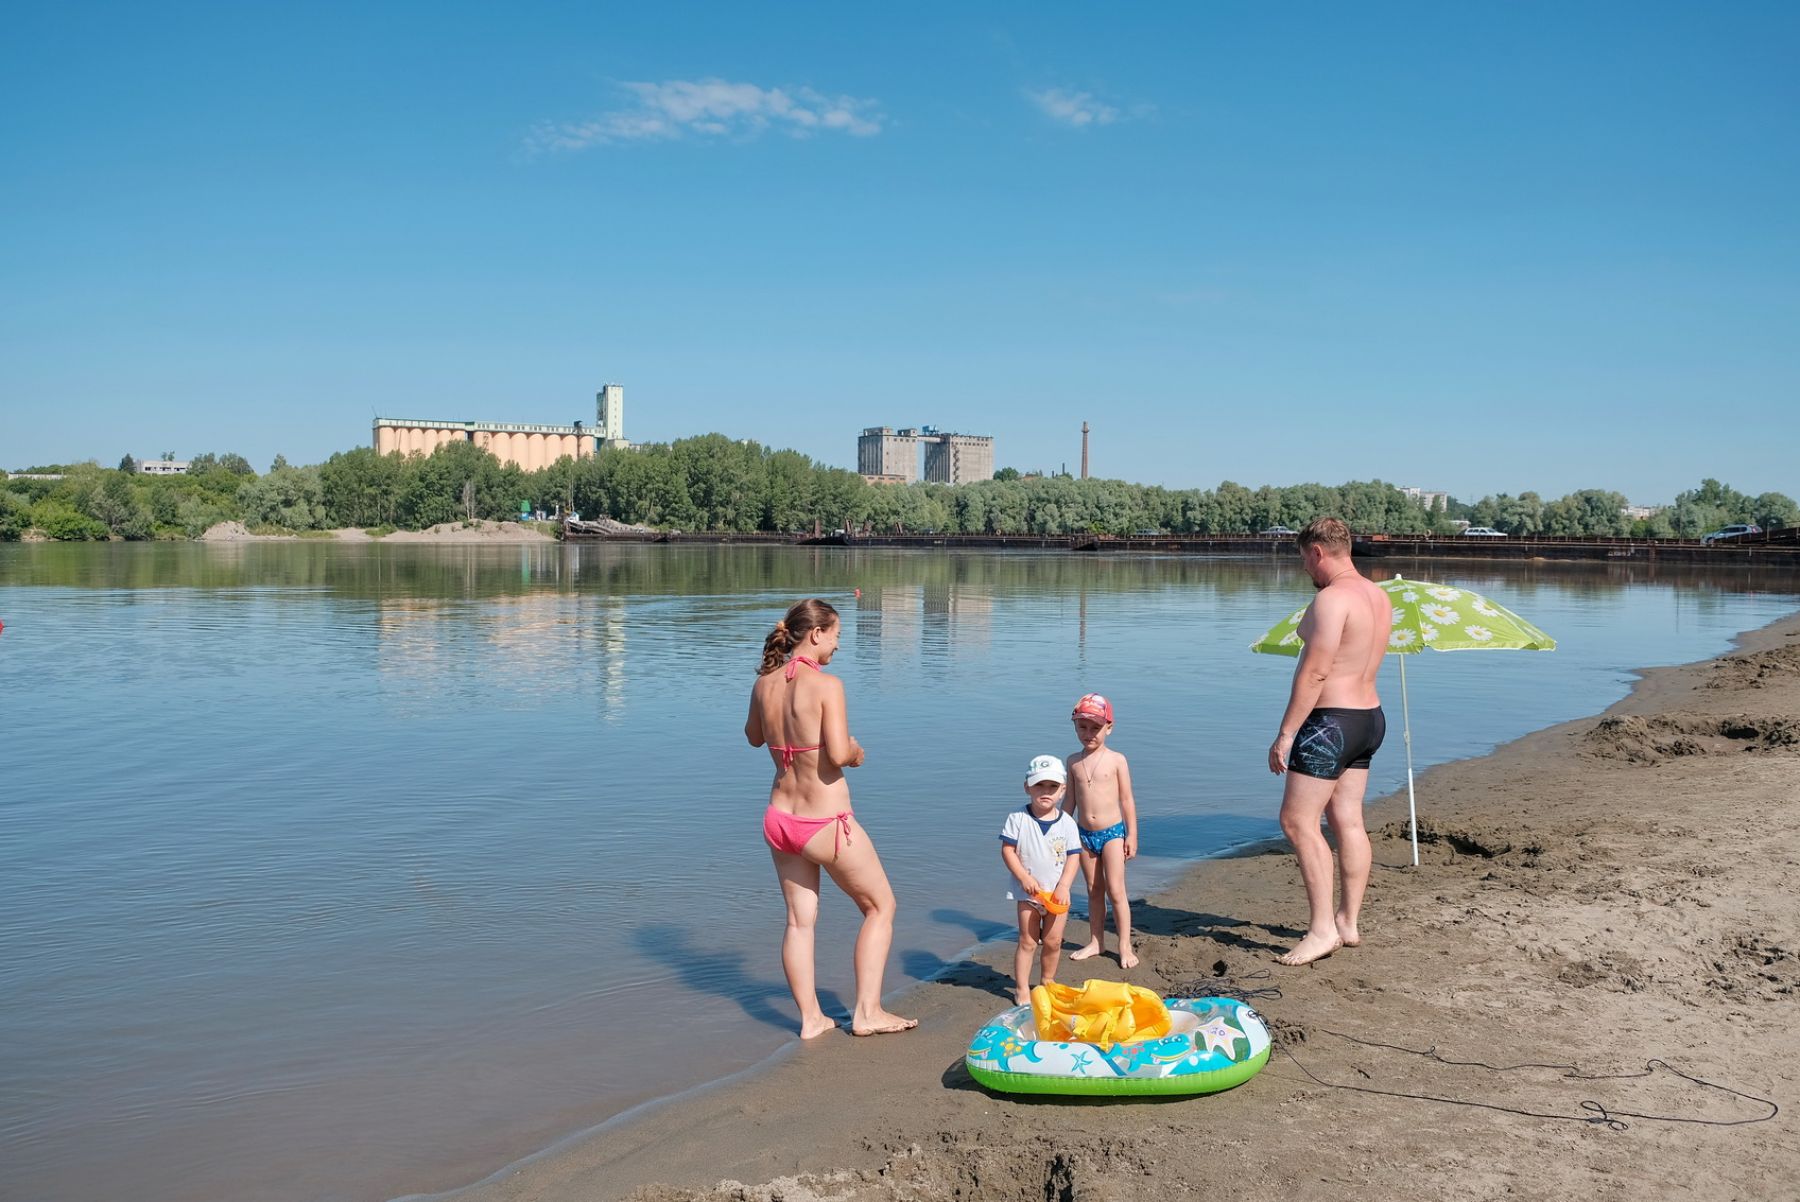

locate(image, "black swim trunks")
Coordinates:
1287 706 1386 781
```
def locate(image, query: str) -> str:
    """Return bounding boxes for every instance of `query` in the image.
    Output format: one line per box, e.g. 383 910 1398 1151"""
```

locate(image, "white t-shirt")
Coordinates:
999 805 1081 903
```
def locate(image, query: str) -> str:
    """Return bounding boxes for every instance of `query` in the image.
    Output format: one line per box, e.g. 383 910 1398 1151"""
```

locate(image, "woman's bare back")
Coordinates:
749 659 854 814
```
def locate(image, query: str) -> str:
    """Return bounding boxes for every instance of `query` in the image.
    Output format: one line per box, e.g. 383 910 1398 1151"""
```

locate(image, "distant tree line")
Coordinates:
2 437 1792 544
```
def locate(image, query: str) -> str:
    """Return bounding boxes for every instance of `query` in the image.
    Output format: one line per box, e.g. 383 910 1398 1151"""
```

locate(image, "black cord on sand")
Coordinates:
1277 1031 1779 1132
1174 973 1778 1132
1174 966 1284 1004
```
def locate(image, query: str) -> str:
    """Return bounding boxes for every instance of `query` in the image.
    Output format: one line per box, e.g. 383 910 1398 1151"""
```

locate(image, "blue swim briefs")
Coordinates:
1079 821 1126 855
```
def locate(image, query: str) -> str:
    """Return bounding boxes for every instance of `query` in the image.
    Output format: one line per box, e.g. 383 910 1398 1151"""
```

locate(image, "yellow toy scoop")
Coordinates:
1030 979 1171 1050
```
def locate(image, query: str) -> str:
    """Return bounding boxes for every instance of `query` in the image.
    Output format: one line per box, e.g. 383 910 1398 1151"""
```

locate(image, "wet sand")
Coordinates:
455 613 1800 1202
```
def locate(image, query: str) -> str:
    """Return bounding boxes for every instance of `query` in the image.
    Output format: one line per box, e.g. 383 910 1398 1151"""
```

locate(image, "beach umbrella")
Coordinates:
1250 576 1556 866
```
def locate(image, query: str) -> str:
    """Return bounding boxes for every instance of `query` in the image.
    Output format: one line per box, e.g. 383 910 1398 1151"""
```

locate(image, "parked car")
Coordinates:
1259 525 1298 536
1460 526 1507 538
1700 524 1762 544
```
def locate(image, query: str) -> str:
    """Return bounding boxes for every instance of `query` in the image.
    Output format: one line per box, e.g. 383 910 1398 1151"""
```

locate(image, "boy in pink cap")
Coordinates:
1064 693 1140 969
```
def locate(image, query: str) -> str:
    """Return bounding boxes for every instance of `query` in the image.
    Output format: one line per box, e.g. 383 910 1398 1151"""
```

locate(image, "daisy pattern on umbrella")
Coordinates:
1422 602 1458 626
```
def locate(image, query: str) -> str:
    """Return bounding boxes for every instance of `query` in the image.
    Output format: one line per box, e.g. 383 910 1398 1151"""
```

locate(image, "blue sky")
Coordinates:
3 2 1795 504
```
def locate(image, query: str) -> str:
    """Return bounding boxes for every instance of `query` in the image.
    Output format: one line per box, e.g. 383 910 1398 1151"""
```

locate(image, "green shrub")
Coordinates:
30 499 110 540
0 492 26 540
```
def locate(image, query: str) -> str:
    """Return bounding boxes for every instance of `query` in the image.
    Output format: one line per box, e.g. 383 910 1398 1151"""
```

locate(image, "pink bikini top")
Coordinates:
771 655 823 770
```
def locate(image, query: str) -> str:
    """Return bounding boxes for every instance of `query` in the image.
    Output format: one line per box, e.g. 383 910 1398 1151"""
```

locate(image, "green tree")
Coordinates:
1752 491 1798 531
82 472 153 539
239 465 327 530
0 490 27 540
119 453 137 473
763 449 818 531
993 466 1021 482
319 448 405 528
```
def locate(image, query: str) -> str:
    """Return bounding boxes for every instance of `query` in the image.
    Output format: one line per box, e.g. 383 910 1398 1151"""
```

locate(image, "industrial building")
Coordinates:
373 385 629 472
858 426 994 486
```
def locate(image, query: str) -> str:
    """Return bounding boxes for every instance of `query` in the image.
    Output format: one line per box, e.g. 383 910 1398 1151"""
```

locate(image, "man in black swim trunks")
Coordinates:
1268 517 1393 966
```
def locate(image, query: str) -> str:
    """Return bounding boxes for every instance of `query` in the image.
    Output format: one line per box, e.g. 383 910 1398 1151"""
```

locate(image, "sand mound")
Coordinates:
1373 820 1545 862
1705 645 1800 690
199 521 257 541
1584 713 1800 764
382 520 554 543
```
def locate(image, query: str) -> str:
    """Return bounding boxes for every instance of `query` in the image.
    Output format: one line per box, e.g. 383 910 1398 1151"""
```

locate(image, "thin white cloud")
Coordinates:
1026 87 1121 128
530 79 884 152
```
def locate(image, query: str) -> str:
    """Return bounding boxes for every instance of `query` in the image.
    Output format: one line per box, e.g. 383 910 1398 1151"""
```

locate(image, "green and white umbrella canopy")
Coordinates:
1249 578 1556 657
1250 576 1556 865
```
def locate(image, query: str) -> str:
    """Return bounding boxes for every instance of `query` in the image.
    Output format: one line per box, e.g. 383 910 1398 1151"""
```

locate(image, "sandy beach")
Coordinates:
449 613 1799 1202
199 520 557 543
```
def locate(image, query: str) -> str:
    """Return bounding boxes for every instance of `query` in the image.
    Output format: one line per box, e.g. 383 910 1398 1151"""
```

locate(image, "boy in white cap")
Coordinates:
1000 754 1084 1006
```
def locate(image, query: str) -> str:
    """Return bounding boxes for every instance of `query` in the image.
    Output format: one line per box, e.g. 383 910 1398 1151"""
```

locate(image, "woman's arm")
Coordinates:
744 687 765 748
818 676 864 768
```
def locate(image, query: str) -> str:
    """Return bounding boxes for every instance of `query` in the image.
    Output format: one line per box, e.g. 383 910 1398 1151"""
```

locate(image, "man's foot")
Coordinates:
798 1016 838 1039
1275 931 1343 966
1335 913 1362 947
1068 941 1104 961
1118 948 1140 969
851 1009 919 1036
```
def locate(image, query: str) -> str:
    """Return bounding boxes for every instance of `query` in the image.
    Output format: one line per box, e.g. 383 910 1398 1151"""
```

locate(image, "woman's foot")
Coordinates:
1335 912 1362 948
1068 940 1104 962
798 1015 838 1040
1118 947 1140 969
851 1009 918 1036
1275 931 1343 967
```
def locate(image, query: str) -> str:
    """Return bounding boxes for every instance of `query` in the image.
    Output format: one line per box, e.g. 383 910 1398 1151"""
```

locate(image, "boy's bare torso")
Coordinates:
1067 747 1127 830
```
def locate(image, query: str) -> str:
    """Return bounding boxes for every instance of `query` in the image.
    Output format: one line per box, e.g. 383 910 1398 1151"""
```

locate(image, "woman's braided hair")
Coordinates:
759 598 839 675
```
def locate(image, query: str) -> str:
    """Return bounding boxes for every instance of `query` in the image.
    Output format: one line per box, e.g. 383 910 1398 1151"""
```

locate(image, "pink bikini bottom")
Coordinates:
763 805 854 856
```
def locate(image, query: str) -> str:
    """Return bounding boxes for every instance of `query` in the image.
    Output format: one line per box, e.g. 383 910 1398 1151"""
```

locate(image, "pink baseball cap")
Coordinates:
1072 693 1113 723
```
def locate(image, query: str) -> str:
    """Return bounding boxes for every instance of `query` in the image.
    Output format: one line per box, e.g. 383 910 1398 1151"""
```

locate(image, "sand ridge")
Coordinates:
456 616 1800 1202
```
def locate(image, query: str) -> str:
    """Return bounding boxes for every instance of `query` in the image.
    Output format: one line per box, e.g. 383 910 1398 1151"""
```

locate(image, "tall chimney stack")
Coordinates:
1081 422 1090 480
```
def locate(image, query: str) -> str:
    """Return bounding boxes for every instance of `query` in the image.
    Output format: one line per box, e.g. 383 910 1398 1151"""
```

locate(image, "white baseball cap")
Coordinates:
1025 754 1067 785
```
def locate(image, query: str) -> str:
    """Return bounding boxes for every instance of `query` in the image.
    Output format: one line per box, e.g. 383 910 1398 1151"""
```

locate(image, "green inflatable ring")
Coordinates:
964 996 1271 1097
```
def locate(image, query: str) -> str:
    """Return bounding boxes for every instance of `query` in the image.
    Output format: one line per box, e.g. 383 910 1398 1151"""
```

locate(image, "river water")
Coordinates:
2 542 1795 1202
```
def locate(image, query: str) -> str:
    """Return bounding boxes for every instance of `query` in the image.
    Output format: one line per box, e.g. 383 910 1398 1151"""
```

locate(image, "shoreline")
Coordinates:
434 606 1800 1202
196 519 557 544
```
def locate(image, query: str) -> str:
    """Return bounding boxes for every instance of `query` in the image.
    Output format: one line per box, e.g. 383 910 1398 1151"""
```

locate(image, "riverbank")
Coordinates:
452 612 1800 1202
198 519 556 543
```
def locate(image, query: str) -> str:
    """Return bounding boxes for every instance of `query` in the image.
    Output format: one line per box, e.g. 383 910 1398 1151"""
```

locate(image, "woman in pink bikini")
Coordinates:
746 598 917 1039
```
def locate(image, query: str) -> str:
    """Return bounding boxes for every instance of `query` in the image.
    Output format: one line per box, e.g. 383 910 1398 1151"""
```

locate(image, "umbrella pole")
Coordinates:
1400 651 1418 866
